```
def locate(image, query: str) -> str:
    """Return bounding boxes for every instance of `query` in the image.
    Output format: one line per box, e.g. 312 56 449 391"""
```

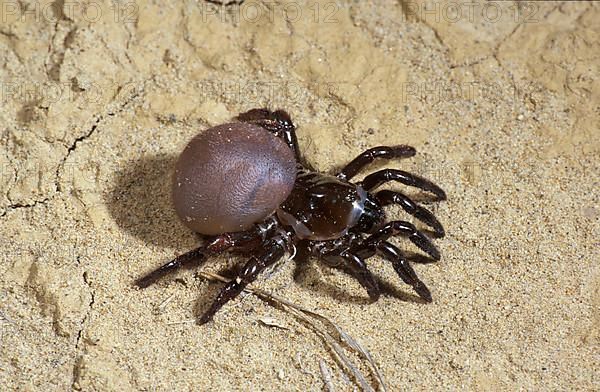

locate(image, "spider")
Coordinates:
135 108 446 324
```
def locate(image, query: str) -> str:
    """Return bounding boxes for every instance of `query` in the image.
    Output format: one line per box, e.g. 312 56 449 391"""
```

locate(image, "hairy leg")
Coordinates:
336 145 416 181
375 190 445 237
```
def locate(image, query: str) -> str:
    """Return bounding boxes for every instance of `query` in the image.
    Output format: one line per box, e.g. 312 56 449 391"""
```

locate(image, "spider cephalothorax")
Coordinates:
135 108 446 324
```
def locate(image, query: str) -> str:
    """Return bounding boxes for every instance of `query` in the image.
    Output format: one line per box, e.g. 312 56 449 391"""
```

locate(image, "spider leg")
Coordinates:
205 0 245 5
198 239 286 324
134 229 263 289
134 246 207 289
361 169 446 201
322 251 381 300
363 220 440 260
336 145 416 181
236 108 300 160
377 241 432 302
375 190 445 237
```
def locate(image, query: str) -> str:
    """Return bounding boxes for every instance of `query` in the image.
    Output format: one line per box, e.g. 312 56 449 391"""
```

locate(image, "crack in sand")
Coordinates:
71 259 96 390
55 85 142 192
0 29 24 65
4 198 51 214
54 115 102 193
63 84 146 387
1 84 143 219
75 268 95 350
45 0 75 81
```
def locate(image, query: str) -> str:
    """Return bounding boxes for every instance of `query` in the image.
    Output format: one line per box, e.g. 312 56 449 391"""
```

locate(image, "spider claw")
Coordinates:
432 226 445 238
355 272 380 301
134 247 208 290
134 276 155 289
424 184 446 201
433 187 447 201
413 205 445 238
366 282 381 301
197 312 213 325
378 241 433 302
409 232 441 261
423 183 448 201
389 145 416 159
414 281 432 302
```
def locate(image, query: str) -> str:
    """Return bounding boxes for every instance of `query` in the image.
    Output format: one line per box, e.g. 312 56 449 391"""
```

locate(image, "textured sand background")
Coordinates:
0 0 598 390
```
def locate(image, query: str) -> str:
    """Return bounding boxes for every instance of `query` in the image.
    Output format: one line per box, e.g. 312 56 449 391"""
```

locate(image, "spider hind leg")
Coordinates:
134 246 207 289
198 239 286 324
134 229 263 289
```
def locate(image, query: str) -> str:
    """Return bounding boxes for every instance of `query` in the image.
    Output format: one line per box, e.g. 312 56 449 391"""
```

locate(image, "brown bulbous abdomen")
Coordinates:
172 122 297 235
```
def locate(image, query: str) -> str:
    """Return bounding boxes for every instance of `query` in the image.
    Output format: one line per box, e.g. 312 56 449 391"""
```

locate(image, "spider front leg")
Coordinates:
375 190 445 237
363 220 440 260
198 238 286 325
134 229 263 288
236 108 300 159
321 250 381 300
377 241 432 302
336 145 416 181
362 169 447 201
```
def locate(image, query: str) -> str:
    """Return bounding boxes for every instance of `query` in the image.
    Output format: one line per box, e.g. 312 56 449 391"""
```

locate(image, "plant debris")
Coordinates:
198 270 387 391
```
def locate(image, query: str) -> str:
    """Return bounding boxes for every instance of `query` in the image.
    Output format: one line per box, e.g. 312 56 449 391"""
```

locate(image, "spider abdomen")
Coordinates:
172 123 297 235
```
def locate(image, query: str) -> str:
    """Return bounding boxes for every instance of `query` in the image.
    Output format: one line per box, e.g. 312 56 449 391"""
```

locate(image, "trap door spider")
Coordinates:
135 108 446 324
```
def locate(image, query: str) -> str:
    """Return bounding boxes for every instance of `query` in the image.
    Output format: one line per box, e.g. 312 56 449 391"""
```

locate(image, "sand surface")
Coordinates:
0 1 598 390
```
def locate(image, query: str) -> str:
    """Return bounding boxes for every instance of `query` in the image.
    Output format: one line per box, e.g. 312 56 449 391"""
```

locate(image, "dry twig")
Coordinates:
197 270 387 391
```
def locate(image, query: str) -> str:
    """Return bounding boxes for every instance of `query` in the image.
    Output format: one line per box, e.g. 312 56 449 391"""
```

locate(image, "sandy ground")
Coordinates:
0 0 598 390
